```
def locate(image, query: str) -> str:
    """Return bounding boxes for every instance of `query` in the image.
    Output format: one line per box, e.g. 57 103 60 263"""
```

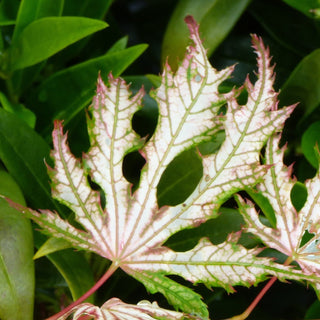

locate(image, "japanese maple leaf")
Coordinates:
12 16 313 318
237 133 320 293
62 298 191 320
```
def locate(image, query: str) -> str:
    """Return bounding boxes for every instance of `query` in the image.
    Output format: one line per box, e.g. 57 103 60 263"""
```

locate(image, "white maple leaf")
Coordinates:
237 133 320 292
12 16 315 318
61 298 191 320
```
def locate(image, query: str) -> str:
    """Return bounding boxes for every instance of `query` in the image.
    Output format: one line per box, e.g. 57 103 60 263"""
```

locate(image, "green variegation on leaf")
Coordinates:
10 15 317 319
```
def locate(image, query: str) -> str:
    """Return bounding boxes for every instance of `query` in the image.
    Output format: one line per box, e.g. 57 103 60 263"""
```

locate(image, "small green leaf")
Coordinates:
9 16 108 71
0 169 34 320
0 91 36 128
301 121 320 169
162 0 250 70
34 237 72 260
107 36 128 54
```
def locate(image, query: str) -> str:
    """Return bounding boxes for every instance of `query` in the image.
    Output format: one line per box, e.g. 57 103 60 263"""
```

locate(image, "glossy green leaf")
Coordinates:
301 121 320 169
0 169 34 320
6 0 64 95
162 0 250 70
47 250 95 302
12 0 64 42
9 17 108 71
0 91 36 128
250 1 320 58
28 44 148 135
282 0 320 18
0 109 60 211
55 0 112 66
34 237 72 260
280 50 320 120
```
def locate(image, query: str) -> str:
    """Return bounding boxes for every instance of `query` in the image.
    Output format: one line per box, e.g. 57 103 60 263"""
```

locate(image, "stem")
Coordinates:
5 77 19 104
224 257 292 320
226 276 277 320
46 262 119 320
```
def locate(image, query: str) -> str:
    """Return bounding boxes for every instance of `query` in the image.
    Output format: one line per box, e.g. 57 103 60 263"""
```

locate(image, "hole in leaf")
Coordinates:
132 95 158 138
198 131 225 156
87 176 106 210
164 208 244 251
217 104 227 115
259 144 266 164
300 230 314 247
66 110 90 157
290 181 307 212
236 87 248 105
244 189 276 228
157 148 203 207
218 79 233 94
122 151 146 190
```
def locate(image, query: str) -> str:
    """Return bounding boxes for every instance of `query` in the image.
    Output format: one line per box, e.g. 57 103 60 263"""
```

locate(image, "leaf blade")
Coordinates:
0 109 60 211
27 44 148 135
162 0 250 70
0 170 34 320
12 0 64 42
9 16 108 70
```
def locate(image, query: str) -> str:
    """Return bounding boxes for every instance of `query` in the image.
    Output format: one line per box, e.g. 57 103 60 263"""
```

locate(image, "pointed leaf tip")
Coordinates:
184 15 199 33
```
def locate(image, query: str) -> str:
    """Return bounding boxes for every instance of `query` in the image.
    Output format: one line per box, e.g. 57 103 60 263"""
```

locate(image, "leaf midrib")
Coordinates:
122 40 271 261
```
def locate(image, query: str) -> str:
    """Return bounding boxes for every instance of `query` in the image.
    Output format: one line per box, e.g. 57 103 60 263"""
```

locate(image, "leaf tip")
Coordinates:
184 15 199 34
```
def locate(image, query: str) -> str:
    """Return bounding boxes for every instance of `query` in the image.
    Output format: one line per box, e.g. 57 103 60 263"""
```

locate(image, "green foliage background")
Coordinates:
1 0 320 319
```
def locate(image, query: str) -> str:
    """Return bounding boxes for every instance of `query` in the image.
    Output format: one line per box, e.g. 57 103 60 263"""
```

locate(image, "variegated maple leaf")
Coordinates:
13 16 317 319
237 133 320 294
61 298 198 320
